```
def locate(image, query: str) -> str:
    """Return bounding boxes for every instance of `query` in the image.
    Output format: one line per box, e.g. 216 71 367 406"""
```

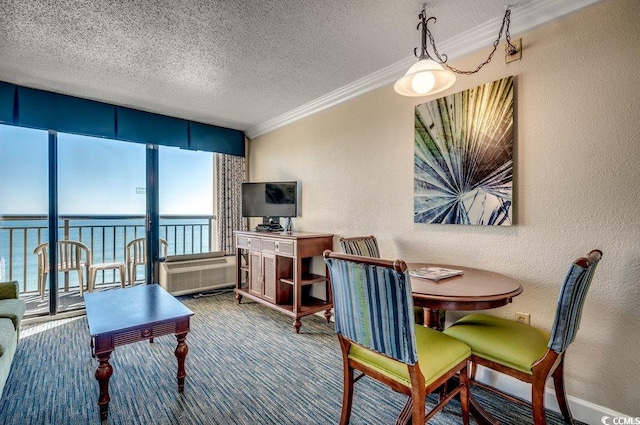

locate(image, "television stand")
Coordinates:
234 230 334 333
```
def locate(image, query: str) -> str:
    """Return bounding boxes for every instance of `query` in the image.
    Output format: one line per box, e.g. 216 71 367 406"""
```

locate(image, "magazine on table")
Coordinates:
409 267 463 282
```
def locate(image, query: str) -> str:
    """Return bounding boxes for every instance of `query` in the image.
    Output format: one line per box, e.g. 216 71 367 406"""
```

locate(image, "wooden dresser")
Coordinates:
234 230 334 333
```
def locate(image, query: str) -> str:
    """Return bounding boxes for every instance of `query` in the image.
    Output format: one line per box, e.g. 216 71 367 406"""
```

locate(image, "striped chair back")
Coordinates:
548 250 602 353
324 253 418 365
339 235 380 258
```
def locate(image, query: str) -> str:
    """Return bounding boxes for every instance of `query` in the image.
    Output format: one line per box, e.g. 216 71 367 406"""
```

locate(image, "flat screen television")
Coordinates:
241 182 298 225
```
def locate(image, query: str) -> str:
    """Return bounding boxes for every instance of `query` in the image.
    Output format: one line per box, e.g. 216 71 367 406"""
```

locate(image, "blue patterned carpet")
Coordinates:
1 292 581 424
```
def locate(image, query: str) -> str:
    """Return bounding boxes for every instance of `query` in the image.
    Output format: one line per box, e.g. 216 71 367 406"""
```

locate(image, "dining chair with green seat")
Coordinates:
443 249 602 425
323 250 471 425
338 235 380 258
339 235 424 325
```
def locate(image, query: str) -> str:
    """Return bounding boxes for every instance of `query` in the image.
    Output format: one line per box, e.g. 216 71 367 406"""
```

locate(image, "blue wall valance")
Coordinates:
0 81 15 124
189 121 245 156
116 106 188 148
17 87 116 139
0 80 245 156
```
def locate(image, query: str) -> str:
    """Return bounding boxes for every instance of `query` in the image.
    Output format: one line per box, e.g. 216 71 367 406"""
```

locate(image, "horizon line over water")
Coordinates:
0 216 213 293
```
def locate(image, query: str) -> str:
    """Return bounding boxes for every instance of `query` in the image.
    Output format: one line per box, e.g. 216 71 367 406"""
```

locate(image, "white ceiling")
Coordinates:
0 0 601 138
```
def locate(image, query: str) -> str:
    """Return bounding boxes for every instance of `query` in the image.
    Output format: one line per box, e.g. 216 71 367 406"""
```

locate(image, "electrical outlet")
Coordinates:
515 312 530 325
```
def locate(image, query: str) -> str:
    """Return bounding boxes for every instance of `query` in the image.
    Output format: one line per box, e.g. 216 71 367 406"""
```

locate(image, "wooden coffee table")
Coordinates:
85 284 194 419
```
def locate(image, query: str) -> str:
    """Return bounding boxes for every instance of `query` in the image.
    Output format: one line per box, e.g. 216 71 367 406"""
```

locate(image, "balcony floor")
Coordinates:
20 283 122 318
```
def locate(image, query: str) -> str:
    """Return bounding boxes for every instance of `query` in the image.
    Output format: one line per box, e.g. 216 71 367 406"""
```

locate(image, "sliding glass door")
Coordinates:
1 124 226 318
158 146 215 257
0 125 50 314
58 133 146 311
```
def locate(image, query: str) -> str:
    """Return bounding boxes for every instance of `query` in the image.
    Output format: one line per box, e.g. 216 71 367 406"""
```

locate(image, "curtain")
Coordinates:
215 154 247 254
4 80 245 154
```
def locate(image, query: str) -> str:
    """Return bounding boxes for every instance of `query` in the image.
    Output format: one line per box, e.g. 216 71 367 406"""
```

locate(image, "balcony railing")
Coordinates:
0 214 214 295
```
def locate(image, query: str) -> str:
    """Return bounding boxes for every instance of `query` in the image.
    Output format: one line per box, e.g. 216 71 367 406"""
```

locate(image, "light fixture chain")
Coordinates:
442 9 517 75
427 23 447 63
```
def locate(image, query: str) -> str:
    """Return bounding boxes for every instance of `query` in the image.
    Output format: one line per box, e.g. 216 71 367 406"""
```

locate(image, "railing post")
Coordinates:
209 217 214 252
64 218 70 291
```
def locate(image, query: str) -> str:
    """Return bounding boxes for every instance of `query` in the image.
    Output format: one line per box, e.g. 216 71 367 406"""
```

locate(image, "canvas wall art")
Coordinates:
414 76 514 225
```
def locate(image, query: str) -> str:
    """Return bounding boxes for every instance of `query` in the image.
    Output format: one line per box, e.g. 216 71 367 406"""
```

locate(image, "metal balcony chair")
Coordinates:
33 240 91 298
443 249 603 425
323 250 471 424
125 237 168 286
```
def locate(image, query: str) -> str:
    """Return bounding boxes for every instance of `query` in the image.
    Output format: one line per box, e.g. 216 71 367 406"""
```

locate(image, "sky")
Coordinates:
0 124 213 216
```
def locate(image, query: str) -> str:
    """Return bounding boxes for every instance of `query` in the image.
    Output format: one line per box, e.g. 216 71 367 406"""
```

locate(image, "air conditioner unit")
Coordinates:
159 252 236 296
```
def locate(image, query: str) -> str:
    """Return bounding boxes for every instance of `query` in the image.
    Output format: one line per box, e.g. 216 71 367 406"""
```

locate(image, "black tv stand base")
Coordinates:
255 224 284 232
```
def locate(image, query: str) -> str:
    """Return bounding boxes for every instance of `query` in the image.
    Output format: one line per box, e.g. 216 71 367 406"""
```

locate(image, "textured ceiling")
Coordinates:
0 0 593 137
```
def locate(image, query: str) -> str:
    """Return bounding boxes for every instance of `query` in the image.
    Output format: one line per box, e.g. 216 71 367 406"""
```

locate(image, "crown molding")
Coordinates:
247 0 603 139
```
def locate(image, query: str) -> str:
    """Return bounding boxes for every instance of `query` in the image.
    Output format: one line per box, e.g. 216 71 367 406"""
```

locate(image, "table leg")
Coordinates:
175 332 189 392
424 308 445 331
468 391 499 425
95 351 113 420
293 318 302 334
323 309 332 323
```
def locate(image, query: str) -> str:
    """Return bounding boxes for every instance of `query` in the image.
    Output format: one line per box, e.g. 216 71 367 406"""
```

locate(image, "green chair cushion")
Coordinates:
0 319 16 357
0 299 26 330
443 313 550 375
348 324 470 387
0 281 18 300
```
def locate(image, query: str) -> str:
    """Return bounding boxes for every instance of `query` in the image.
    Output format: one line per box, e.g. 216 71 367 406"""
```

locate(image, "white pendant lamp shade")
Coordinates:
394 59 457 97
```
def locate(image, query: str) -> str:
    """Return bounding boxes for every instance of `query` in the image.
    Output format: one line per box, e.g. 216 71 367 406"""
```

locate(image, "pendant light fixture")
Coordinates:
394 6 520 97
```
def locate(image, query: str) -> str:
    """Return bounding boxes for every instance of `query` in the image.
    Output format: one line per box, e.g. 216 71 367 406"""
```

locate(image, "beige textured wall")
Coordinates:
248 0 640 415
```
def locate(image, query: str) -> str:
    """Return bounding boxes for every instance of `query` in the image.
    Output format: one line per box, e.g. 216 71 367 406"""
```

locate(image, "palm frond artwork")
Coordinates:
414 76 514 225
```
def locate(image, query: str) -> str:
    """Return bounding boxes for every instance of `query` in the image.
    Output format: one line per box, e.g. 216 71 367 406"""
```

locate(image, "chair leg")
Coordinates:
39 272 47 300
470 361 478 381
460 362 470 425
439 381 448 403
132 265 139 286
531 378 548 425
88 268 96 293
411 388 427 424
119 265 126 288
552 358 574 424
340 365 355 425
78 269 84 297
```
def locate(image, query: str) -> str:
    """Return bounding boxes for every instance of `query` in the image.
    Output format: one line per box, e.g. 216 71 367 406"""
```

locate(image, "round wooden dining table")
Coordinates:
400 263 523 425
408 263 523 330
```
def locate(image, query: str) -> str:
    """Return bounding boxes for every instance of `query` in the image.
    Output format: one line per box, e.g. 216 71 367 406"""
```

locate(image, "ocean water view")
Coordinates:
1 124 216 314
0 215 213 294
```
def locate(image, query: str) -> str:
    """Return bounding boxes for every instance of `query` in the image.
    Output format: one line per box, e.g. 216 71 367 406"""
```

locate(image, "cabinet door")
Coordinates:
262 253 277 303
248 251 263 297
